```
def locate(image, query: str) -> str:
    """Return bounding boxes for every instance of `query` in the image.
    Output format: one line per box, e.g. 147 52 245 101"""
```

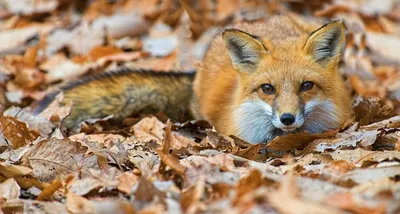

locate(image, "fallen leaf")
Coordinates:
0 178 20 200
25 138 101 182
127 145 158 174
233 143 263 160
117 172 140 194
44 60 92 84
311 129 382 152
2 0 58 15
4 106 54 136
353 97 396 126
0 27 38 53
267 131 337 151
131 117 165 144
0 115 39 149
327 192 387 214
267 169 341 214
1 199 68 214
360 115 400 131
156 122 187 176
331 148 400 165
180 176 205 212
343 166 400 184
142 23 177 57
0 163 44 189
234 170 267 202
66 192 94 214
133 176 166 204
68 176 103 196
88 46 123 61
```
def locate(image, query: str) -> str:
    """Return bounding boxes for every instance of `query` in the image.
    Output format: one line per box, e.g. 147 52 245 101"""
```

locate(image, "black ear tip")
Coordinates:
222 29 235 38
223 28 239 34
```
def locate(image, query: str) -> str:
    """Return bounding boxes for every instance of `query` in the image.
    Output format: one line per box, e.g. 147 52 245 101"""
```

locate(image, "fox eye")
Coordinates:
300 81 314 91
260 84 275 94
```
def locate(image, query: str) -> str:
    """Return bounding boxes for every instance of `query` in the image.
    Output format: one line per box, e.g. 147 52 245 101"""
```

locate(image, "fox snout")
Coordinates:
272 111 305 132
280 113 295 126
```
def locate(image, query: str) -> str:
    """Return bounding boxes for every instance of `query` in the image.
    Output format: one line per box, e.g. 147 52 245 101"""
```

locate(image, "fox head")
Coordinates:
222 20 350 143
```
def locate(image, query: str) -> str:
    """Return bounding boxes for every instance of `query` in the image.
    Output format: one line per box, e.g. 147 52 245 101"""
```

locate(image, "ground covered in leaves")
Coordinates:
0 0 400 213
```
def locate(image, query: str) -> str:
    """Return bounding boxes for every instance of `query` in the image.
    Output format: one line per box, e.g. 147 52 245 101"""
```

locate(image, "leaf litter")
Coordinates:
0 0 400 213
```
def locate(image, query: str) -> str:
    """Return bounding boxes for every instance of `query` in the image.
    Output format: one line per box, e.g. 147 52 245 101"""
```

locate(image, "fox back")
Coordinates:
192 16 352 144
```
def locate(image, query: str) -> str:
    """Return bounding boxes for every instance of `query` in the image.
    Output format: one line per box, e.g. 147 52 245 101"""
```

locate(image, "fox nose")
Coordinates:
280 113 295 126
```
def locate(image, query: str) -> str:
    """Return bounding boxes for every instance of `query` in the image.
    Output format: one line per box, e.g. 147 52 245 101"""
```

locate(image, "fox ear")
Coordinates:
222 29 268 72
303 20 345 67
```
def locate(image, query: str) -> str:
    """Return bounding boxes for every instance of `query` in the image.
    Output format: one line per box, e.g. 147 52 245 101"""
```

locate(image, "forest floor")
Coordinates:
0 0 400 213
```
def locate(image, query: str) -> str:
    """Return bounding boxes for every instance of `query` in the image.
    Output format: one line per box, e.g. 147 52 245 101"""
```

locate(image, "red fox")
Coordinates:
34 16 352 144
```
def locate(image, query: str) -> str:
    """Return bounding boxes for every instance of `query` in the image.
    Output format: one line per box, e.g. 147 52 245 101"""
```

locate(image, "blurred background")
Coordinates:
0 0 399 121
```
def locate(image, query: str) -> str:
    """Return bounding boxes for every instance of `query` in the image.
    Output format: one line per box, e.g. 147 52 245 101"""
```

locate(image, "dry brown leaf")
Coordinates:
331 148 400 165
342 166 400 185
126 51 179 71
2 0 58 15
234 170 266 202
131 117 165 144
134 176 166 204
233 143 263 161
266 131 337 151
366 32 400 65
1 199 68 214
311 129 382 152
353 97 397 126
69 133 127 150
91 200 136 214
314 4 352 17
0 27 38 53
3 106 54 136
13 67 44 89
117 172 140 194
170 132 197 150
23 45 38 67
180 176 205 213
44 60 92 84
156 122 187 176
88 46 123 61
351 76 388 98
0 115 39 149
46 22 104 56
360 115 400 131
25 138 101 182
127 145 158 174
351 177 399 199
66 192 94 214
96 51 144 65
0 178 20 200
68 176 104 196
91 12 151 39
196 152 237 171
268 169 341 214
204 129 235 151
327 192 387 214
321 160 356 183
142 23 177 57
0 163 44 189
